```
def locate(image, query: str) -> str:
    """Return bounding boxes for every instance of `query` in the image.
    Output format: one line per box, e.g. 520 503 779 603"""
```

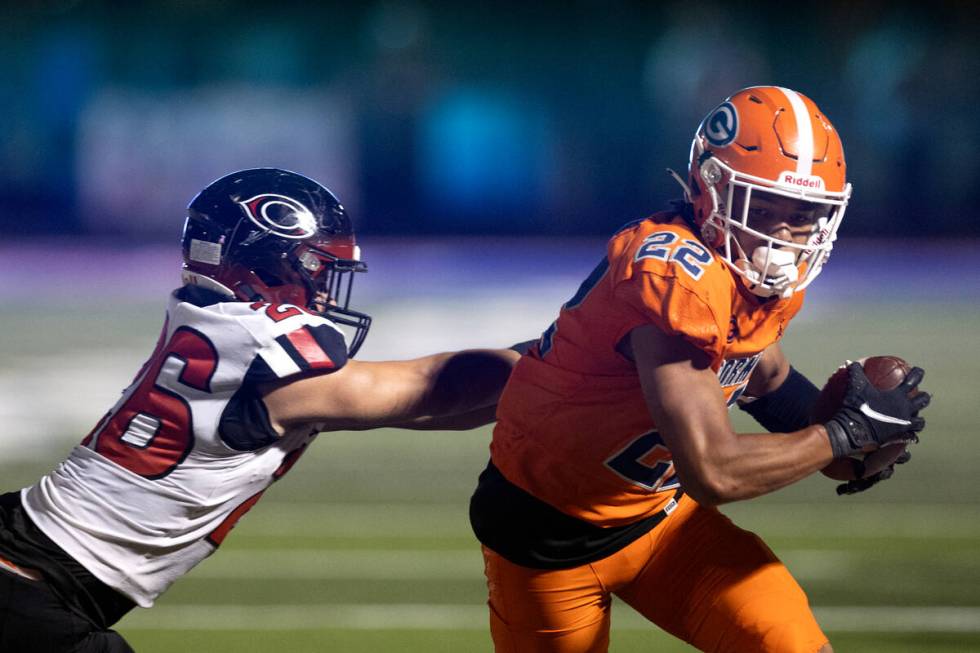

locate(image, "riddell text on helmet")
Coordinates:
779 172 825 190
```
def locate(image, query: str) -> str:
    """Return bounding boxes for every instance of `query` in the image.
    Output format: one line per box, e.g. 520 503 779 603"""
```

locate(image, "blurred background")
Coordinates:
2 1 979 652
2 0 979 238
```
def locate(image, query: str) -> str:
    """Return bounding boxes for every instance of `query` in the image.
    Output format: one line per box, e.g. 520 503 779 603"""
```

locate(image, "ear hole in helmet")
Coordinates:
701 161 723 185
298 250 322 273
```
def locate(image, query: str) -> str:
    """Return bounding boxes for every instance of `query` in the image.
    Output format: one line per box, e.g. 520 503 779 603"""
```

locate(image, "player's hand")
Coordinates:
824 363 930 458
836 449 912 495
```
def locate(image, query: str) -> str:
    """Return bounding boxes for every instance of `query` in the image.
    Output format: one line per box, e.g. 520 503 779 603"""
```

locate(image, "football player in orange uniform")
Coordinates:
470 87 931 653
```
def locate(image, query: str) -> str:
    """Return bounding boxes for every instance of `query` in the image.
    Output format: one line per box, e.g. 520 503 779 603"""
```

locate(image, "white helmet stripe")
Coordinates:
777 87 814 177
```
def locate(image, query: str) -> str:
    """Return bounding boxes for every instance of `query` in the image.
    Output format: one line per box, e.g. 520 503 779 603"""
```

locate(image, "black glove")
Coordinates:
824 363 930 458
836 449 912 496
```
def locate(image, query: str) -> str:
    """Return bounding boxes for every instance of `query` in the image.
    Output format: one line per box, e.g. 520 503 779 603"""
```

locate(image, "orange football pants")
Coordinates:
481 495 828 653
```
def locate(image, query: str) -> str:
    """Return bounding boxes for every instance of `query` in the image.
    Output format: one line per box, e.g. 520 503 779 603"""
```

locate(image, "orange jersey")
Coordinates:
491 213 804 527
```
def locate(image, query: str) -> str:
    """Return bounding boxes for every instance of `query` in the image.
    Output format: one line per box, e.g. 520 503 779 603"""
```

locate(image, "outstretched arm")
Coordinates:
384 340 535 430
388 404 501 431
260 347 521 433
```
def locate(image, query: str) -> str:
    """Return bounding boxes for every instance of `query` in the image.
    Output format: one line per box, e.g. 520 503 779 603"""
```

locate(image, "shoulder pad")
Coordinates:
609 220 730 361
241 303 349 383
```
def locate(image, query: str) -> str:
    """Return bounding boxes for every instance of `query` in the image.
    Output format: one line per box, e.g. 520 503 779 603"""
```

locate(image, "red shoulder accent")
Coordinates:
284 327 337 370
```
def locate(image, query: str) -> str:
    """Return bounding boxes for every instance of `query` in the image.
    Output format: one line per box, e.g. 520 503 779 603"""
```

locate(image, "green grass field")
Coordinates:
1 295 978 652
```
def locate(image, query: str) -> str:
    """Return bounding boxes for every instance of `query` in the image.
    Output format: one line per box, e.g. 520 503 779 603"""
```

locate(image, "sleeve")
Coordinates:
241 308 350 385
609 229 727 361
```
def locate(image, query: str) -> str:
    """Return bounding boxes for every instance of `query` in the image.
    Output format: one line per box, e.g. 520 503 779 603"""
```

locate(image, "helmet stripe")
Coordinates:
777 87 814 177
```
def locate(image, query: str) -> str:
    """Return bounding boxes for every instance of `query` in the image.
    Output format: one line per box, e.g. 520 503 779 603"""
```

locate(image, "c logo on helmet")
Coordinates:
703 102 738 147
237 194 318 239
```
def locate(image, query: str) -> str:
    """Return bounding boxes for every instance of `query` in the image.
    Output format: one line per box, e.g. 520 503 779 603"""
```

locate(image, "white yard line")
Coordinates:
118 603 980 633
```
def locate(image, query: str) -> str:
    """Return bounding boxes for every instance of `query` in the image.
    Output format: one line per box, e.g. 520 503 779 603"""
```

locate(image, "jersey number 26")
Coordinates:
82 325 218 479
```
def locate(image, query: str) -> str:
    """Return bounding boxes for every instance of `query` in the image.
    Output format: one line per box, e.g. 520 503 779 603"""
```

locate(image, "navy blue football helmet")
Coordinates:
181 168 371 356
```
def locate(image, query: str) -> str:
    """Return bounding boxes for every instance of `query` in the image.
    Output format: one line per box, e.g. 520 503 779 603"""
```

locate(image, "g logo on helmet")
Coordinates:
238 194 317 239
703 102 738 147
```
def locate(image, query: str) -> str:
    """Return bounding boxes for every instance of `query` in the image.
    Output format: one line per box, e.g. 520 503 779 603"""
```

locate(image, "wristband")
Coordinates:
739 366 819 433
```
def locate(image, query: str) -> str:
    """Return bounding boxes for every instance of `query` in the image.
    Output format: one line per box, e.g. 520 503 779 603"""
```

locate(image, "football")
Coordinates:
812 356 916 481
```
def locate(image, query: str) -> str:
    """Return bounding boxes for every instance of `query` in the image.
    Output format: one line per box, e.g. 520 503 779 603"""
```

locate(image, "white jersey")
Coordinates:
23 289 349 607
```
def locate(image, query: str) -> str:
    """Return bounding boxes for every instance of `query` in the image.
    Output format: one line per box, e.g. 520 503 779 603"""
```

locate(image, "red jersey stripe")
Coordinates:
285 327 337 369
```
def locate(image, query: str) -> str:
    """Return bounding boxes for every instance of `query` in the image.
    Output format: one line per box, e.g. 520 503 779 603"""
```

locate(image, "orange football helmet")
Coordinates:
671 86 852 298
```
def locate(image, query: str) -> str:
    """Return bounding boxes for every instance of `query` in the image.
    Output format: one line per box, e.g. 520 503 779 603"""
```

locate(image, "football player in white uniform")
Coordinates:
0 169 522 652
